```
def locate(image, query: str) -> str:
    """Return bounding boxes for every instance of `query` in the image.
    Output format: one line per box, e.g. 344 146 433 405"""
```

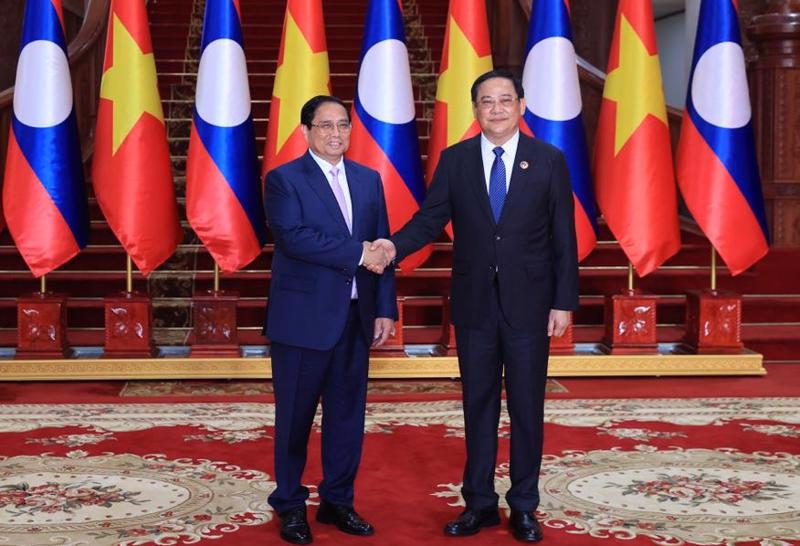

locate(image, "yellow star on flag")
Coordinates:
603 14 667 155
436 16 492 145
99 14 164 155
273 12 329 152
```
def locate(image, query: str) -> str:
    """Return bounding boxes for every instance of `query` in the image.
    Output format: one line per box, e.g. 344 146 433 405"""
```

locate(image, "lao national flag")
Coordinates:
522 0 597 261
2 0 89 278
186 0 266 272
676 0 768 275
347 0 431 271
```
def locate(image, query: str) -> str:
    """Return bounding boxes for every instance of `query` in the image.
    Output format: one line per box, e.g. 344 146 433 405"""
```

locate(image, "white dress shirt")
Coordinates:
308 150 359 299
480 130 519 193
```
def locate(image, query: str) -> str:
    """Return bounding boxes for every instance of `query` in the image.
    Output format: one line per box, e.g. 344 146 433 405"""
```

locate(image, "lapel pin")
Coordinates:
519 160 529 170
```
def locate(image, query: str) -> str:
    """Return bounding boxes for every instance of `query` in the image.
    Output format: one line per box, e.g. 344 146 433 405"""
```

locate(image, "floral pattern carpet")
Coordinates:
0 397 798 545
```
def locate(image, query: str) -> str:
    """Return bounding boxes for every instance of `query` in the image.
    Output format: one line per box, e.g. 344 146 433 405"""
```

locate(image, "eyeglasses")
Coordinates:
476 97 519 110
310 121 352 133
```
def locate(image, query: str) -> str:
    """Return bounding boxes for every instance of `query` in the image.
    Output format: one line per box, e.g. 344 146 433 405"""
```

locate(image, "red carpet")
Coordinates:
0 375 799 545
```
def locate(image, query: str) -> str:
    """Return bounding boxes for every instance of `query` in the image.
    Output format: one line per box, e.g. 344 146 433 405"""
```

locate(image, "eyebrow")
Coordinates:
479 94 516 100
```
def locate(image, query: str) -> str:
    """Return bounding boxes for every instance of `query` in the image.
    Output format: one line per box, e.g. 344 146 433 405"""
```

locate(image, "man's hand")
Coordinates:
372 317 395 348
369 239 396 268
362 241 390 274
547 309 571 337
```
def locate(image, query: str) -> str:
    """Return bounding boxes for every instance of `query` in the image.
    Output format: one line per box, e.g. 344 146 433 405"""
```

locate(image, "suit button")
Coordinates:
346 280 352 285
495 235 501 241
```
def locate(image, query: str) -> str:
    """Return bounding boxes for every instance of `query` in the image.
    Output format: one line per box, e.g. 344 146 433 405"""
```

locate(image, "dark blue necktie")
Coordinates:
489 146 506 222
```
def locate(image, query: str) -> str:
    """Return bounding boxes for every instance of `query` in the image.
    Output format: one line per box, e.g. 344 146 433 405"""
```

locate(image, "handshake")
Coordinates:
362 239 397 274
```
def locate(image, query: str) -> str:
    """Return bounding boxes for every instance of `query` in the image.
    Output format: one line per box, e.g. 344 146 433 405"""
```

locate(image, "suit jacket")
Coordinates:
264 152 397 351
393 133 579 331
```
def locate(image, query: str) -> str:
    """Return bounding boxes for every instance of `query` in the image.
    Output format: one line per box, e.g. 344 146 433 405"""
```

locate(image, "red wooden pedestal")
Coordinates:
190 290 240 358
603 290 658 354
104 291 155 358
549 320 575 355
684 289 743 354
370 297 405 357
16 293 68 359
439 296 458 356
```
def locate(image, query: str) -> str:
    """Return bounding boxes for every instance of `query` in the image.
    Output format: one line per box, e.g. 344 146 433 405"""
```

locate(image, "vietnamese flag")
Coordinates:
427 0 492 184
427 0 492 239
92 0 182 275
593 0 680 276
262 0 330 174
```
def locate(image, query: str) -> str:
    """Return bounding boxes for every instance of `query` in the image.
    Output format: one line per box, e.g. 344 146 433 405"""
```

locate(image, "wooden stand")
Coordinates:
190 290 240 358
104 291 155 358
16 292 68 359
549 320 575 355
438 296 458 356
603 289 658 354
684 289 744 354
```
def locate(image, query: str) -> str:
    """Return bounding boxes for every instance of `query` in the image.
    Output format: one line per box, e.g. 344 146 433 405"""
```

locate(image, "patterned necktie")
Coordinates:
329 167 352 233
489 146 506 223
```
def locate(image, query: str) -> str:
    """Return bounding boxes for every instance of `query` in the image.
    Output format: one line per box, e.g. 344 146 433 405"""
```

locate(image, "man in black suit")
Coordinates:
370 70 579 542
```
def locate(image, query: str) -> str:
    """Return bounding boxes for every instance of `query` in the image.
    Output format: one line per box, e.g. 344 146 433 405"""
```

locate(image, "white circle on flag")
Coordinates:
13 40 73 128
357 39 416 124
196 38 251 127
522 37 582 121
691 41 751 129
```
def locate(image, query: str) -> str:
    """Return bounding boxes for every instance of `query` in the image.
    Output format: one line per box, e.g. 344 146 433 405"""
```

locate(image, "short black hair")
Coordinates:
300 95 350 128
470 69 524 103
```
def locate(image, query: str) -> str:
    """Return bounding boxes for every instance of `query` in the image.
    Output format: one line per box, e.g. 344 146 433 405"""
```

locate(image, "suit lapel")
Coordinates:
344 160 363 239
498 134 538 227
302 152 350 235
466 136 497 226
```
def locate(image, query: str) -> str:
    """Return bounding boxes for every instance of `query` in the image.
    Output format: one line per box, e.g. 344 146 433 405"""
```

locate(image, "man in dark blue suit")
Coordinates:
371 71 579 543
264 95 397 545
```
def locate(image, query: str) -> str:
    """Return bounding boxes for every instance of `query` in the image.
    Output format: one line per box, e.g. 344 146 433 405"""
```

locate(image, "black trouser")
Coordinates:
454 283 550 512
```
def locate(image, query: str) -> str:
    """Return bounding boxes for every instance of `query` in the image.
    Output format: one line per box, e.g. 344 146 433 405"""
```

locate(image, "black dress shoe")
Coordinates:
443 507 501 536
509 510 543 542
316 500 374 536
278 507 312 544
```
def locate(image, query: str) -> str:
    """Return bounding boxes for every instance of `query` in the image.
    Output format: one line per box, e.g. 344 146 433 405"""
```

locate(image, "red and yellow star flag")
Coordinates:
427 0 492 186
593 0 680 277
92 0 182 276
262 0 330 174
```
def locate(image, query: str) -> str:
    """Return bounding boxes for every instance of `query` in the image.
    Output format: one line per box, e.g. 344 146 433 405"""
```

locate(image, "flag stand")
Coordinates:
189 261 240 358
684 245 744 354
602 261 658 354
15 274 68 359
549 269 577 355
102 254 155 358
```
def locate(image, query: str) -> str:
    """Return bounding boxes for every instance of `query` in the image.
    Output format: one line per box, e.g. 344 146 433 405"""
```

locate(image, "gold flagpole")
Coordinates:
40 275 46 294
627 262 634 291
214 263 220 292
710 246 717 292
126 255 133 293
